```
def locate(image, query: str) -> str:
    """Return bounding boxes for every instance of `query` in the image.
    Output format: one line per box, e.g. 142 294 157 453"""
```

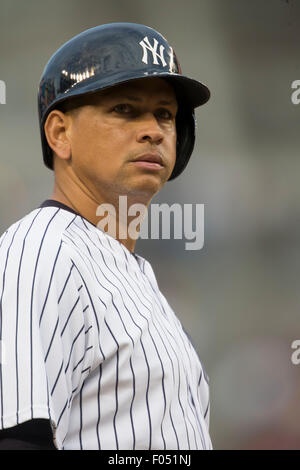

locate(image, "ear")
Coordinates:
44 110 72 162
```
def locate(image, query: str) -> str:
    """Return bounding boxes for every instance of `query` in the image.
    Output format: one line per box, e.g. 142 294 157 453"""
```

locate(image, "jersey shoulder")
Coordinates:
0 206 79 270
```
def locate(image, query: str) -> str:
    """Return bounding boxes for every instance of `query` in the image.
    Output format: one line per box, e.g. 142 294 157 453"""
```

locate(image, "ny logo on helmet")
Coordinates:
139 36 167 67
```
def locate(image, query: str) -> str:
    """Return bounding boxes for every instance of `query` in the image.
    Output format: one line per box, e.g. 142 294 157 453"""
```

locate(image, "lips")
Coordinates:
132 153 164 166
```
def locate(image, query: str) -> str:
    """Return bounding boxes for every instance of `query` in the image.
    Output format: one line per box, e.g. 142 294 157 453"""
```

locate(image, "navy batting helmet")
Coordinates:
38 23 210 181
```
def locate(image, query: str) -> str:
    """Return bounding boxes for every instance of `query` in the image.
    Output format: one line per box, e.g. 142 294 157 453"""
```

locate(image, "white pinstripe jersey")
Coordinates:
0 200 212 450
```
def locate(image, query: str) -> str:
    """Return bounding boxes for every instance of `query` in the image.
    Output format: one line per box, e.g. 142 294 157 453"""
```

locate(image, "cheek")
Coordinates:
70 118 131 175
168 131 177 165
71 121 107 163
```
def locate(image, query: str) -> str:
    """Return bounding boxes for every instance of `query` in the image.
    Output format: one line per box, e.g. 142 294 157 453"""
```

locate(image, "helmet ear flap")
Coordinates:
169 108 196 181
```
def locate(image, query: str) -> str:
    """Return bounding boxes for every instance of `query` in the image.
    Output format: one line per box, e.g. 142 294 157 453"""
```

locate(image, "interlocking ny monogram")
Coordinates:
139 36 167 67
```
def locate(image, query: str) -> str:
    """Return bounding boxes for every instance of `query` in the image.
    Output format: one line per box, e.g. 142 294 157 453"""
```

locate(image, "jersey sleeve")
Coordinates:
0 229 95 449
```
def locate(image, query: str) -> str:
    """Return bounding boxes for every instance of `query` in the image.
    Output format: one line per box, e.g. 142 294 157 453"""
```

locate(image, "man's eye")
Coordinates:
113 104 133 114
156 109 173 120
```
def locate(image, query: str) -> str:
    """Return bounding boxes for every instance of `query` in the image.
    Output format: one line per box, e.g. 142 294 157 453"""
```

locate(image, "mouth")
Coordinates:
130 153 164 170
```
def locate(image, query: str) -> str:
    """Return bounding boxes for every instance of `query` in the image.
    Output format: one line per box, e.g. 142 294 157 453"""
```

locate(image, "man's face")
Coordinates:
64 77 178 203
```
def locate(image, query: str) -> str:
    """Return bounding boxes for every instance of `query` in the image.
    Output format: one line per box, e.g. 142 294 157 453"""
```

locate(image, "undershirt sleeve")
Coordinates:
0 419 57 450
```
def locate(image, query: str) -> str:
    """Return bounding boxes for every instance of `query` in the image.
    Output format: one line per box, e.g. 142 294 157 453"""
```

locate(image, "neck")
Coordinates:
50 181 149 254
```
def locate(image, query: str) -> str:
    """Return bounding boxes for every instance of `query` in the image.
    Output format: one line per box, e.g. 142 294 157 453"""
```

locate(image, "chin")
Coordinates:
125 180 162 201
134 174 165 192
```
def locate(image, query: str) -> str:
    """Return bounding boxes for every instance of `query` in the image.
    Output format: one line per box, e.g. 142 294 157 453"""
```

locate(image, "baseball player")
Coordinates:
0 23 211 450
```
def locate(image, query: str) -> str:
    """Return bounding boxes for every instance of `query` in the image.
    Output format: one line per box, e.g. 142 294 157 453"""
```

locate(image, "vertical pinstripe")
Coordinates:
0 203 212 450
0 223 22 428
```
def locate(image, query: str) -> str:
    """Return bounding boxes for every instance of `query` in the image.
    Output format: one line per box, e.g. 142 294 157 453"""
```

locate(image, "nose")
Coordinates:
136 113 164 145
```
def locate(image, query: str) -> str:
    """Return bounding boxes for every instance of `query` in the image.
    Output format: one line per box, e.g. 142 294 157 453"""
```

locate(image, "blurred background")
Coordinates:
1 0 300 450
